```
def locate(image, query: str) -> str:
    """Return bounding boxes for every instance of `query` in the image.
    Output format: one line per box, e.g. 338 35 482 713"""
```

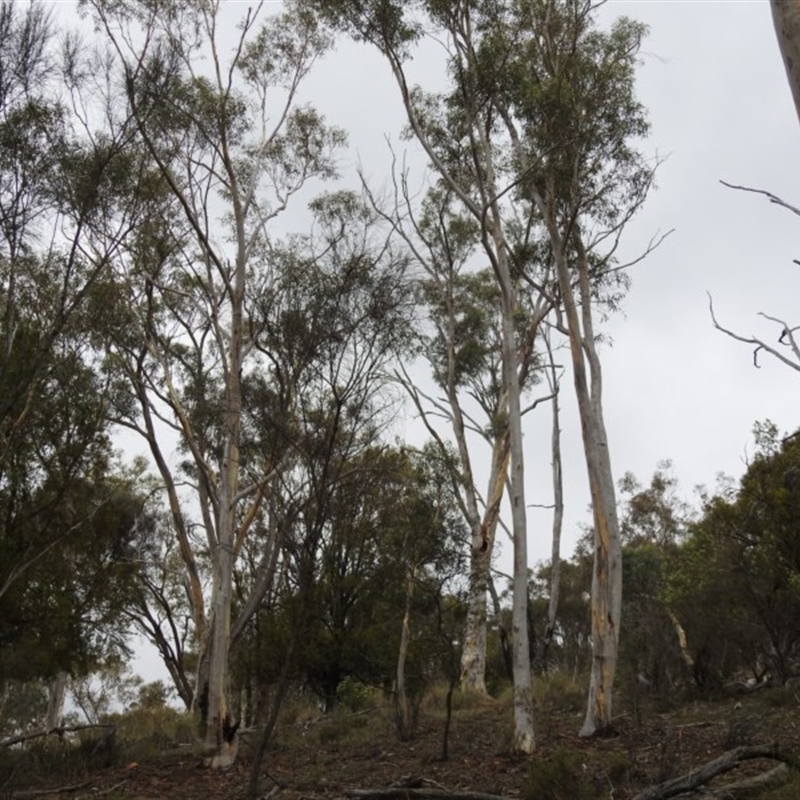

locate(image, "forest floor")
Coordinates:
4 681 800 800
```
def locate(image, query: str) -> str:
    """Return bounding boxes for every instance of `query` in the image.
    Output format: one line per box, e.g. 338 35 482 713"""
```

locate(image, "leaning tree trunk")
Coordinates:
546 213 622 737
771 0 800 131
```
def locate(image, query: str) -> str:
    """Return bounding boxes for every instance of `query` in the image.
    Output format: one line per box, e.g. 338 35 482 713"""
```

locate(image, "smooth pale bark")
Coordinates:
547 228 621 738
540 334 564 664
771 0 800 131
395 563 416 739
476 120 534 753
501 295 535 754
45 672 67 732
198 82 248 766
498 93 623 732
460 435 509 694
349 9 535 753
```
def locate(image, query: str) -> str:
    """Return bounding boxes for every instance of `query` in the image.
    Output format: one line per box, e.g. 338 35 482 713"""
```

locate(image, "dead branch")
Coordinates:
344 789 511 800
675 764 790 800
707 293 800 373
631 743 797 800
720 180 800 218
345 777 512 800
9 781 92 798
76 779 130 798
1 723 115 748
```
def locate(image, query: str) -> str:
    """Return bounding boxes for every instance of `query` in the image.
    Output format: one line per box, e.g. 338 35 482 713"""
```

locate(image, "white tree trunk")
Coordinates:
541 333 564 664
395 564 416 739
45 672 67 732
460 436 509 693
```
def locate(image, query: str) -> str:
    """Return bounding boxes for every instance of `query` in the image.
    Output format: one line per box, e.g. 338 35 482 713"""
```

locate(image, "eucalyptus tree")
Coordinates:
386 182 553 695
307 0 657 741
304 1 565 751
477 0 655 736
80 0 356 765
0 0 158 690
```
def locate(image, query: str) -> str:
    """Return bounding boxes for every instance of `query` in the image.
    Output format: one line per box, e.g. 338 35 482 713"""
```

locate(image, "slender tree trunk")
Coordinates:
484 216 533 751
45 672 67 732
460 436 509 693
771 0 800 131
547 223 622 737
395 563 416 740
540 332 563 668
503 301 534 754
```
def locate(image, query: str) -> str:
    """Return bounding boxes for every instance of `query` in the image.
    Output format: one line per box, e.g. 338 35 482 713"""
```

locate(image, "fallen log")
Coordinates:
631 743 797 800
9 780 92 798
345 791 511 800
689 764 790 799
1 723 115 748
344 777 512 800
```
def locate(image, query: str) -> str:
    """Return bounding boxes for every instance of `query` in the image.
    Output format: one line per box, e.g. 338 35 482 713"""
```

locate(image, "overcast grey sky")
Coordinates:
298 1 800 573
92 1 800 679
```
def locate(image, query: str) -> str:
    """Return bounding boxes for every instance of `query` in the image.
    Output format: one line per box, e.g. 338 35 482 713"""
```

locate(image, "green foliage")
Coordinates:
111 705 195 753
523 747 603 800
0 730 120 786
335 677 374 712
533 671 585 714
668 424 800 686
242 444 465 712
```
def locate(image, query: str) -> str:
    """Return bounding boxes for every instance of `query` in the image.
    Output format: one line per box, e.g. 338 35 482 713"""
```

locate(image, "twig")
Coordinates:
77 779 129 798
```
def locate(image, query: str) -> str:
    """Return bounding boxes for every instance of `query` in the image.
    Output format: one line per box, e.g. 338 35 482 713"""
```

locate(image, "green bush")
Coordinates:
112 705 195 746
337 677 374 712
534 671 586 713
523 748 603 800
0 726 120 786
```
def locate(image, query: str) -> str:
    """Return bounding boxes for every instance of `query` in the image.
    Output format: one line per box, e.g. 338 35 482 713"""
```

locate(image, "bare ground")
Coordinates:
5 686 800 800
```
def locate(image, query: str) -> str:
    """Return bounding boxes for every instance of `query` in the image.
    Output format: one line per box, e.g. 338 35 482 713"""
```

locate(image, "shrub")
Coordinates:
534 671 585 713
523 748 603 800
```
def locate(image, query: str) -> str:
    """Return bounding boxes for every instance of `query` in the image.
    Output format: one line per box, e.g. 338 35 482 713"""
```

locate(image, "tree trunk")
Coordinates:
45 672 67 732
497 255 534 754
460 437 509 693
771 0 800 131
544 214 622 738
395 564 416 740
460 545 490 693
540 332 563 668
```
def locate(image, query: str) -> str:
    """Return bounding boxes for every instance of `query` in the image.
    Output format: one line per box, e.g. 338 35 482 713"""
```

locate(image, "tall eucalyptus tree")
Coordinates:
383 182 551 695
82 0 412 766
303 0 556 753
481 0 656 736
307 0 656 742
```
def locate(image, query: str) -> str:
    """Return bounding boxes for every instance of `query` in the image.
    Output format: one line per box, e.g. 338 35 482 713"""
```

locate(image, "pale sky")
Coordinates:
297 1 800 574
67 0 798 679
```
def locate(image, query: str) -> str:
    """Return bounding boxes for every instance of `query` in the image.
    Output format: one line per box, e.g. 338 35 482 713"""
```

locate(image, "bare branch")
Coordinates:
720 180 800 218
708 292 800 373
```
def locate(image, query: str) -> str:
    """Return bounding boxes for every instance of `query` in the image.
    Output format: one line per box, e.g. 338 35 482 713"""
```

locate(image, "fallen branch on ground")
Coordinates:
631 743 797 800
9 781 92 798
345 776 511 800
1 723 115 748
